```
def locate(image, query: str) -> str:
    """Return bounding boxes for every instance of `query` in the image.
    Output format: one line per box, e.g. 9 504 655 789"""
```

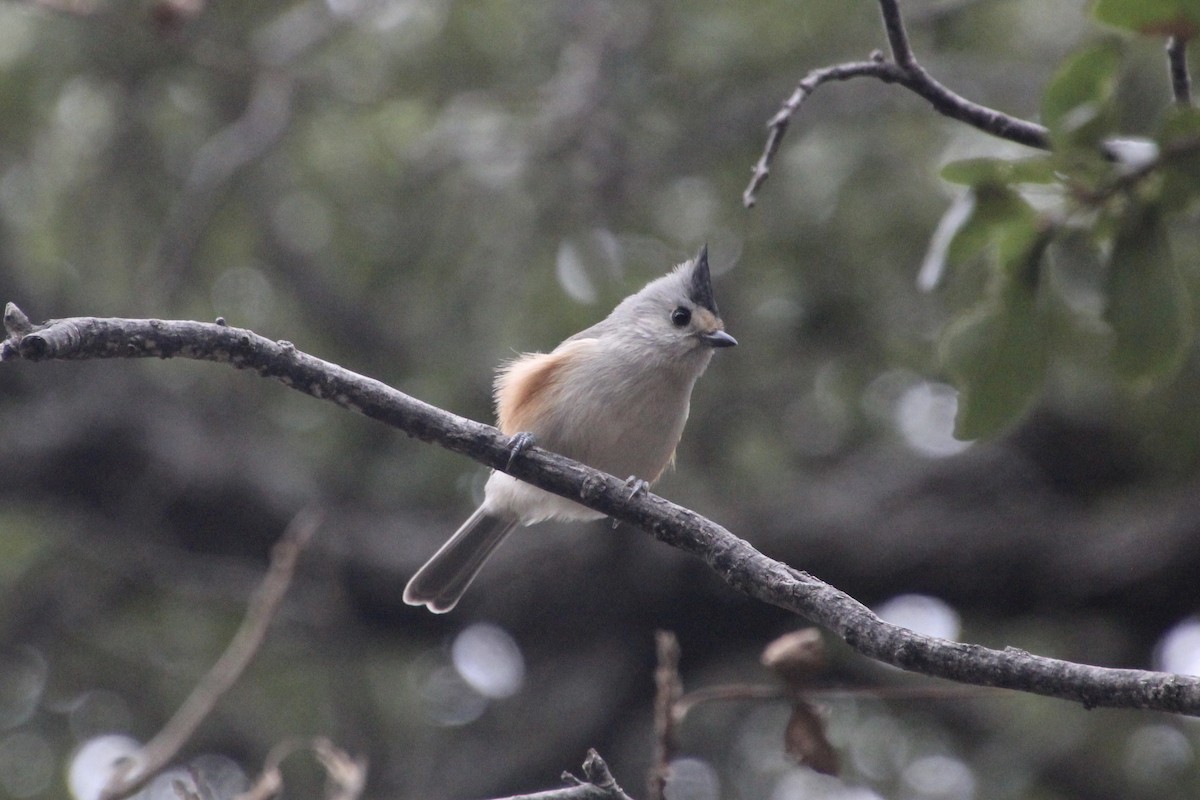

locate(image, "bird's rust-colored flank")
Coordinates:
494 341 586 435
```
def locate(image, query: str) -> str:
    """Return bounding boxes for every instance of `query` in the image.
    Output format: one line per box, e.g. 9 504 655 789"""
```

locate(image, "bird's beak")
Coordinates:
701 330 738 348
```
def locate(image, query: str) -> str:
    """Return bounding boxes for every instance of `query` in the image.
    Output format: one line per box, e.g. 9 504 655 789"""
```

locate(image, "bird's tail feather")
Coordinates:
403 507 519 613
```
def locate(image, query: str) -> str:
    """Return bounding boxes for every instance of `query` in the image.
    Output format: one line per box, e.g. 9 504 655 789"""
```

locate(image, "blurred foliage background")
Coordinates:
3 0 1200 798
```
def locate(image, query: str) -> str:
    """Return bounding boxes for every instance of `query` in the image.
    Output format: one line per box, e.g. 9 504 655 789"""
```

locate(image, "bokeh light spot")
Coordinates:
556 240 598 304
271 190 333 256
874 595 961 641
901 754 976 800
421 665 488 726
1155 617 1200 675
895 382 971 458
847 714 911 782
653 176 718 244
68 734 140 800
1124 723 1193 784
665 758 719 800
189 753 249 800
451 622 525 699
771 767 885 799
210 266 275 328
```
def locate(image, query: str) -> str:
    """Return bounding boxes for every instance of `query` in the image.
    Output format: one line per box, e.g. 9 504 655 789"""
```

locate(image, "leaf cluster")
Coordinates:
933 6 1200 437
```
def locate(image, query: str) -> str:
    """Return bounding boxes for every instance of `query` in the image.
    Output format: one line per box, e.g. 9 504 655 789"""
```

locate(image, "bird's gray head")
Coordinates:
603 245 737 360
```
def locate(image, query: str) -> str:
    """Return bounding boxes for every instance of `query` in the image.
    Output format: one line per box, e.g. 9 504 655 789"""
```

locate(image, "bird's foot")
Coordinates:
505 432 536 470
611 476 649 529
624 475 649 500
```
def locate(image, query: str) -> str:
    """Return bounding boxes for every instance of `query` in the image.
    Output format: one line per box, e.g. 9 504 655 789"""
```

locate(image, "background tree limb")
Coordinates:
100 508 324 800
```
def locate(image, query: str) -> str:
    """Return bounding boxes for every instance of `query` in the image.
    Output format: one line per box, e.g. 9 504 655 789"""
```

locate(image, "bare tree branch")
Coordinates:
744 0 1050 207
99 508 323 800
1168 36 1192 106
5 306 1200 716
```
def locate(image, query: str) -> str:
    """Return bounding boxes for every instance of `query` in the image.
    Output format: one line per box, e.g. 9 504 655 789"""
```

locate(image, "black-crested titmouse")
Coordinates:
403 246 736 612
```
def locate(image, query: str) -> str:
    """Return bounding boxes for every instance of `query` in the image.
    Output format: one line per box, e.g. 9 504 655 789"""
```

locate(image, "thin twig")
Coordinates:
674 681 1007 721
101 509 322 800
236 737 366 800
743 0 1049 207
1168 36 1192 106
674 685 786 720
6 309 1200 716
313 738 369 800
647 631 683 800
494 750 634 800
743 57 890 207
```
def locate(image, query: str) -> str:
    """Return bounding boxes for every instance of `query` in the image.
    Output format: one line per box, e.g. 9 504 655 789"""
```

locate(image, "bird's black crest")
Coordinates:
687 245 719 316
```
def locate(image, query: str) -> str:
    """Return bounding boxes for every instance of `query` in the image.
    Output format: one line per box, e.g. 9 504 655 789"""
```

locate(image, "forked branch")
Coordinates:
744 0 1053 206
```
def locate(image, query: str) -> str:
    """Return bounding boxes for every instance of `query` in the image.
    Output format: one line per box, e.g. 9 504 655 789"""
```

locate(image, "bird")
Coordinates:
403 246 736 612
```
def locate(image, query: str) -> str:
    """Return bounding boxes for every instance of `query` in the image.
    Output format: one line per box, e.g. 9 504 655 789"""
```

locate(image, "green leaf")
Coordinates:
1093 0 1200 37
939 291 1047 440
940 156 1058 187
1160 105 1200 142
1041 41 1123 148
1158 107 1200 207
944 184 1037 267
1104 206 1192 384
939 233 1051 439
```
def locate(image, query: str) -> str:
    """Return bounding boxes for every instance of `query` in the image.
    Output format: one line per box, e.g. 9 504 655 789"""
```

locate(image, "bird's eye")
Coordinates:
670 306 692 327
